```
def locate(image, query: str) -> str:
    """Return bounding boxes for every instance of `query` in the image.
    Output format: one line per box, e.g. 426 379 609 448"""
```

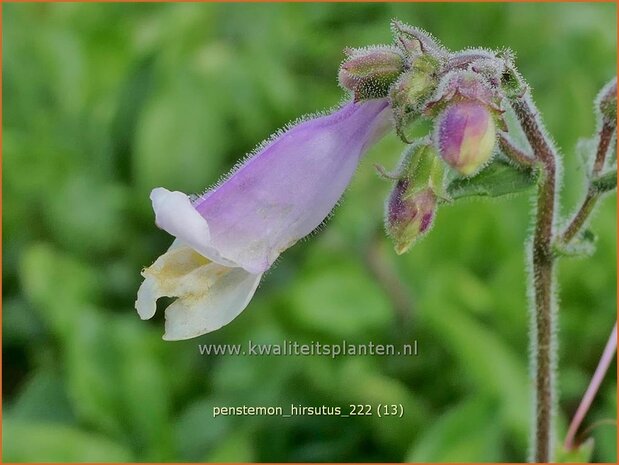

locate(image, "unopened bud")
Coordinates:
389 55 439 143
339 46 404 101
386 185 437 255
436 100 496 176
390 56 437 113
384 144 443 254
390 20 447 60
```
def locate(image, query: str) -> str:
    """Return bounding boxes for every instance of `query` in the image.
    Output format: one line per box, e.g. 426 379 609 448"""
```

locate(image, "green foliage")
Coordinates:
406 397 502 461
3 2 616 462
556 438 595 462
446 158 536 200
4 419 133 462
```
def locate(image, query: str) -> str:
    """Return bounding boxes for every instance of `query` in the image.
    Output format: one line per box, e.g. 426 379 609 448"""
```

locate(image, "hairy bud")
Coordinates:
389 55 439 142
384 143 443 254
436 100 496 176
391 20 447 60
390 55 438 112
339 46 405 101
387 185 437 255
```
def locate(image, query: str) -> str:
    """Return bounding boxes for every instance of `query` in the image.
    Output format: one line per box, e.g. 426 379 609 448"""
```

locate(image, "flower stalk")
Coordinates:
511 93 559 463
562 118 617 244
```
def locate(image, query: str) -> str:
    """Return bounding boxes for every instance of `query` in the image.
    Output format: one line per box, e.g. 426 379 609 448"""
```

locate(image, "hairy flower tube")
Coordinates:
136 99 391 340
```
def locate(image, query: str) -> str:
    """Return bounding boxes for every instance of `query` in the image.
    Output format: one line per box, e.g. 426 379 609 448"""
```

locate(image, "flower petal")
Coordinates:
135 241 262 340
150 188 238 268
190 99 391 273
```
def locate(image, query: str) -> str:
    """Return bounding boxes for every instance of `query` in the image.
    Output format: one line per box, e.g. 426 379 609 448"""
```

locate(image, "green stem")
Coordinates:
562 120 616 244
497 131 535 167
511 94 558 463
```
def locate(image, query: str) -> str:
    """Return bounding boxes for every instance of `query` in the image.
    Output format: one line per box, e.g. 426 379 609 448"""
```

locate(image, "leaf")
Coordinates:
406 397 502 462
20 243 100 338
205 429 256 462
556 438 595 462
10 369 75 425
65 313 174 459
44 176 129 256
3 418 132 462
446 159 536 200
133 73 227 196
337 358 425 452
421 286 530 449
288 259 391 340
175 397 236 461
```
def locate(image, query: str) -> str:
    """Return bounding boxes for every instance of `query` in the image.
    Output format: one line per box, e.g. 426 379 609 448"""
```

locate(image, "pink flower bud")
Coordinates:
386 184 437 255
339 46 404 100
437 100 496 176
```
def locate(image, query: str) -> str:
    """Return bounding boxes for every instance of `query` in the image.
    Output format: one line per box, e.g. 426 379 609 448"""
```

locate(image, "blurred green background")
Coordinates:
3 2 617 462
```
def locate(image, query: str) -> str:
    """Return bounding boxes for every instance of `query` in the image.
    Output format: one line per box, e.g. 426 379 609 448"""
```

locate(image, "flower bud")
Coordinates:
386 185 437 255
389 55 439 143
436 100 496 176
389 56 437 113
384 143 443 254
390 20 447 60
339 46 405 101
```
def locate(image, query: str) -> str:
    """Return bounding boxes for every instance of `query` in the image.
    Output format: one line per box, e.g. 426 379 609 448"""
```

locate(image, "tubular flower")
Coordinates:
136 99 392 340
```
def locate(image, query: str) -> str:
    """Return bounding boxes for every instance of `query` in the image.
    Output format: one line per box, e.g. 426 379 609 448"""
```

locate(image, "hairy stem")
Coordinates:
512 94 558 463
562 120 616 243
497 131 535 168
564 322 617 451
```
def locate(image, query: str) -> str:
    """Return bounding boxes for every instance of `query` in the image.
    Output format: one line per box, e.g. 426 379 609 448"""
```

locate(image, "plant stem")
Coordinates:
564 322 617 451
497 131 535 168
511 94 558 463
562 120 616 243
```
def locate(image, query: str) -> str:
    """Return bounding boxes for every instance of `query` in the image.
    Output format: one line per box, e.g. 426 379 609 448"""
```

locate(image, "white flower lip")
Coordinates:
135 241 263 341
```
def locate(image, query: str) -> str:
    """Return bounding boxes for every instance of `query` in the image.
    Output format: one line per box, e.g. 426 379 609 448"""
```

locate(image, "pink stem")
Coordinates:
564 321 617 450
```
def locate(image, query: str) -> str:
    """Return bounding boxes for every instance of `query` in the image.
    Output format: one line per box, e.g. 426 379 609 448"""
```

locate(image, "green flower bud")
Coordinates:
389 55 439 143
338 46 405 101
390 56 438 113
384 144 444 254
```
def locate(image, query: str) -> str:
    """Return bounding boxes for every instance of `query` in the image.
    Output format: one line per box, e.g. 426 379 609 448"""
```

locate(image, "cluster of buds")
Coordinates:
339 20 508 253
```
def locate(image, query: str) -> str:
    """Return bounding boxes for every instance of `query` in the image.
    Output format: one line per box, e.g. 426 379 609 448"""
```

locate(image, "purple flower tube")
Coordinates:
136 99 391 340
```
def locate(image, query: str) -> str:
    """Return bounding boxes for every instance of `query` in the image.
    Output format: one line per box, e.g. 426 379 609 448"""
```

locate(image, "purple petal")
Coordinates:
153 99 391 273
